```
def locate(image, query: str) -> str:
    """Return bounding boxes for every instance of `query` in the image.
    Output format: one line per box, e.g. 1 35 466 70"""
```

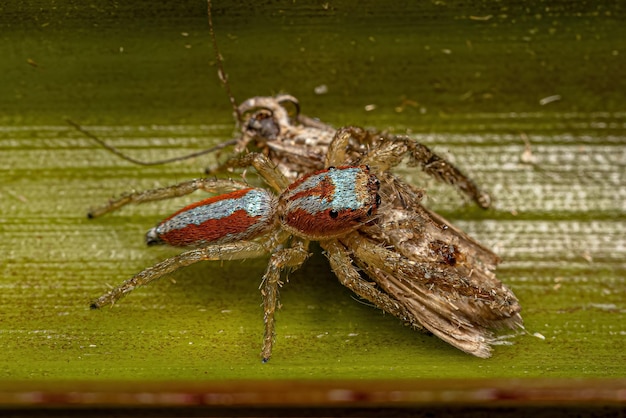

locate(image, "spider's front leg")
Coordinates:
367 135 492 209
324 126 372 168
88 178 251 218
259 238 310 363
320 238 424 331
328 127 492 209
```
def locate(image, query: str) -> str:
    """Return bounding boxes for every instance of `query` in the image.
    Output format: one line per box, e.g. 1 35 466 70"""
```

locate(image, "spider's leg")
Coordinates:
227 152 290 193
327 127 491 209
340 231 522 358
91 237 279 309
407 140 491 208
88 178 251 218
320 238 424 331
324 126 371 167
325 127 351 167
259 239 310 362
360 135 491 209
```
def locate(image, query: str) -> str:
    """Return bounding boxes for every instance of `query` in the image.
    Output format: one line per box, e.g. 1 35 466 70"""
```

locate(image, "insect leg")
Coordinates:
259 239 311 362
88 178 251 218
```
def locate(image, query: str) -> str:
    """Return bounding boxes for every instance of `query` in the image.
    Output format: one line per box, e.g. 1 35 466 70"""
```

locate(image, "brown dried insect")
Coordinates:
78 0 523 359
217 101 523 358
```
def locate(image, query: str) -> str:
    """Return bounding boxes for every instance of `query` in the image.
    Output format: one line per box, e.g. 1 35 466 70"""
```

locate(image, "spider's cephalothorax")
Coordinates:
280 165 380 240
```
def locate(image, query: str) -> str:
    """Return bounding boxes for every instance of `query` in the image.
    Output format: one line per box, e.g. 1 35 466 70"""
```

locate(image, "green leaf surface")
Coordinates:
0 0 624 407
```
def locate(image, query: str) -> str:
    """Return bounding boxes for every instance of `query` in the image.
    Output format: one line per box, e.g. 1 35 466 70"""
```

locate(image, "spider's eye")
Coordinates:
375 194 381 207
367 207 373 216
329 209 339 219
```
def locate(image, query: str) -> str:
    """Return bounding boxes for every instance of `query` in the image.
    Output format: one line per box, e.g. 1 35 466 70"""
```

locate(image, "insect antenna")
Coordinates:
66 119 236 166
207 0 242 125
67 1 242 166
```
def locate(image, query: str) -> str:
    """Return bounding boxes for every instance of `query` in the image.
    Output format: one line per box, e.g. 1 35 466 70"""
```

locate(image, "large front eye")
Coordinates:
329 209 339 219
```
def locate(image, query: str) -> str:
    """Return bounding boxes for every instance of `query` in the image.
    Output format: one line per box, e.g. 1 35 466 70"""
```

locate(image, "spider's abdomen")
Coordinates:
147 188 276 247
280 166 380 240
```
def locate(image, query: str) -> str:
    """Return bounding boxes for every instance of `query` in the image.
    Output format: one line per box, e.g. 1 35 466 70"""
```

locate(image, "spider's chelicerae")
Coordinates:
90 128 523 361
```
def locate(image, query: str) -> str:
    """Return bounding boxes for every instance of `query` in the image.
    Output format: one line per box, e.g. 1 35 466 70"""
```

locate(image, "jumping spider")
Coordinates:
90 127 522 361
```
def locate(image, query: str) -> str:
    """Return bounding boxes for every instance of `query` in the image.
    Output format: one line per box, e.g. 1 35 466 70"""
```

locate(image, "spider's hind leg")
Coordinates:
91 239 273 309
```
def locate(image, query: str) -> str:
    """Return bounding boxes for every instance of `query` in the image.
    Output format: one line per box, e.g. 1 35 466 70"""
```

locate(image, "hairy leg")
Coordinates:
88 178 251 218
320 238 424 331
226 152 291 193
365 134 491 208
259 239 311 362
91 233 285 309
328 126 491 209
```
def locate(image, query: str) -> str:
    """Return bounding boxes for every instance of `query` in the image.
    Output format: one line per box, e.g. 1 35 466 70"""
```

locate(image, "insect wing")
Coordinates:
345 202 522 358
